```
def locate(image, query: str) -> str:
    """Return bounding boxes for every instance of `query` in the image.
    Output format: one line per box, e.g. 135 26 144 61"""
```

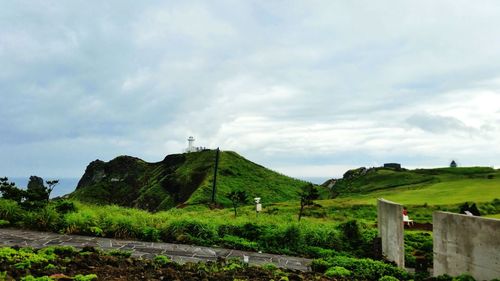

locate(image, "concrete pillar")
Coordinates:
377 198 405 267
433 211 500 280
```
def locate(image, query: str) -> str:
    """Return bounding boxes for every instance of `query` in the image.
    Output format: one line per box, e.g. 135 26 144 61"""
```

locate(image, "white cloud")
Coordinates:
1 1 500 179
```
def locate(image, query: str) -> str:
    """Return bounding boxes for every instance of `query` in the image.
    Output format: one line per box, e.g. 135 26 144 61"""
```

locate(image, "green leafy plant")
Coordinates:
154 255 171 266
20 276 53 281
379 276 400 281
325 266 352 278
107 249 132 258
73 274 98 281
298 184 319 221
226 190 249 217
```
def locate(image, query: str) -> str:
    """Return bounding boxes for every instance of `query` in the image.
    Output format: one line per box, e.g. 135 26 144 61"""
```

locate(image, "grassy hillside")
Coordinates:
187 151 310 206
70 150 313 211
328 166 500 205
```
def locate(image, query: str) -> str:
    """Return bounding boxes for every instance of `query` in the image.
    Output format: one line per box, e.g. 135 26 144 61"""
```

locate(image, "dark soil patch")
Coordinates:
1 247 332 281
405 222 432 231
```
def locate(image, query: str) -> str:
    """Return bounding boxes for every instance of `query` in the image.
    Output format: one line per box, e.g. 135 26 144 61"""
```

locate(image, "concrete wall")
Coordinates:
433 212 500 280
377 198 404 267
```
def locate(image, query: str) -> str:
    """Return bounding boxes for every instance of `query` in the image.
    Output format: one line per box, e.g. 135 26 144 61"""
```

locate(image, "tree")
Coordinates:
0 176 59 210
0 177 25 203
298 184 319 221
45 180 59 201
23 176 59 210
227 190 249 217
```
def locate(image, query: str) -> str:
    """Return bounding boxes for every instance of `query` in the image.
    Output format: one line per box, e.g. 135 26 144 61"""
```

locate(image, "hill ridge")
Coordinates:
71 150 314 211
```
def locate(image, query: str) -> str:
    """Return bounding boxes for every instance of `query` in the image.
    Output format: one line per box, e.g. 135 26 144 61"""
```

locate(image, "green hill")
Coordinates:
70 150 313 211
325 166 500 205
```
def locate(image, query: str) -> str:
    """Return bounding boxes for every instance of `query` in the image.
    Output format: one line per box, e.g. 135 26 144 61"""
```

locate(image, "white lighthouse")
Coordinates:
187 136 195 152
185 136 206 153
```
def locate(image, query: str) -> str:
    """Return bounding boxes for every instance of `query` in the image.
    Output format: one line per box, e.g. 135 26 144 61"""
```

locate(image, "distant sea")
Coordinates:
298 177 330 185
9 177 80 198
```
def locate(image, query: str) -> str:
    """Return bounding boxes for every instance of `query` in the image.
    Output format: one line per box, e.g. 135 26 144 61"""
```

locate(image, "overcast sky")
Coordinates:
2 1 500 181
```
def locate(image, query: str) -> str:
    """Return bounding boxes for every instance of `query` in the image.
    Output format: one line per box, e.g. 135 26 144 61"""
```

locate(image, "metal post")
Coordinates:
211 147 220 204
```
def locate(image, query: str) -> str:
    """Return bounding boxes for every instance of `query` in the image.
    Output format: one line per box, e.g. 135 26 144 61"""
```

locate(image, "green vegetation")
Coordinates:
328 166 500 205
298 183 320 221
0 246 331 280
2 164 500 280
0 176 59 211
70 151 316 211
227 190 249 217
311 255 410 280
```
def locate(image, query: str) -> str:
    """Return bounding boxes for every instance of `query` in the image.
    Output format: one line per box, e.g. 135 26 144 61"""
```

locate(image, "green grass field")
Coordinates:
332 177 500 205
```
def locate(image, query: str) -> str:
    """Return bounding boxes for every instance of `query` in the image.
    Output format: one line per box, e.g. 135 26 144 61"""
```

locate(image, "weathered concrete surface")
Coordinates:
0 228 311 271
433 212 500 280
377 198 404 267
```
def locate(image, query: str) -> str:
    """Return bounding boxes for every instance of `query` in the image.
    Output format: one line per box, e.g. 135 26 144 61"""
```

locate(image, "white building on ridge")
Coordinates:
185 136 206 153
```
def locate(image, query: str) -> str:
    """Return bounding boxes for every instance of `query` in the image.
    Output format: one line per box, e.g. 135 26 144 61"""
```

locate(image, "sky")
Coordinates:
1 1 500 182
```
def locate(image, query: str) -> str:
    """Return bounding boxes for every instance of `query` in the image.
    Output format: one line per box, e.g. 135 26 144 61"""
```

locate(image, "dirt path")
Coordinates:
0 228 312 271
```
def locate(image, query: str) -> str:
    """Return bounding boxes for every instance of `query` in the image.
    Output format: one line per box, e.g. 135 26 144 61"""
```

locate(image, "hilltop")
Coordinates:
70 150 314 211
324 166 500 205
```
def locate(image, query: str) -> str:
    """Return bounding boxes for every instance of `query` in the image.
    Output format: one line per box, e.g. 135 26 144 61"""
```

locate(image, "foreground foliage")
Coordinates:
0 246 332 281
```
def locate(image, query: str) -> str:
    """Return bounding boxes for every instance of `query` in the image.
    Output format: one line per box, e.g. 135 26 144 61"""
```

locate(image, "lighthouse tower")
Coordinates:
187 136 195 152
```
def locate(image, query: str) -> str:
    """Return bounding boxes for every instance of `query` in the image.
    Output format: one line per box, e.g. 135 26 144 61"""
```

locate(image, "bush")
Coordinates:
107 249 132 258
379 276 400 281
107 215 138 239
74 274 98 281
141 226 160 242
404 231 433 268
54 200 77 214
220 235 259 251
161 221 217 246
20 276 53 281
63 210 99 235
312 256 410 280
301 246 339 258
339 220 362 247
154 255 171 266
324 266 351 278
453 274 475 281
21 206 62 231
0 199 23 222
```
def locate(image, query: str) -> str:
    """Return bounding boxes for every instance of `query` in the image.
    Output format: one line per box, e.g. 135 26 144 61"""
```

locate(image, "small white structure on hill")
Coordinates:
185 136 206 153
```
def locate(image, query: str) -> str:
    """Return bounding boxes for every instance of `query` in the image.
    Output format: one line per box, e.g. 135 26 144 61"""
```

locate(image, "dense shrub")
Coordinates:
107 215 138 239
21 206 62 231
141 226 161 242
63 210 99 235
312 256 410 280
405 231 433 268
54 200 77 214
0 199 23 222
452 274 476 281
161 220 217 246
220 235 259 251
301 246 340 258
379 276 400 281
324 266 351 278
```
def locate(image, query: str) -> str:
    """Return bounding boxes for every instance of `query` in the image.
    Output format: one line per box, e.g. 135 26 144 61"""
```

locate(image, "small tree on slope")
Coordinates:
227 190 249 217
298 184 319 222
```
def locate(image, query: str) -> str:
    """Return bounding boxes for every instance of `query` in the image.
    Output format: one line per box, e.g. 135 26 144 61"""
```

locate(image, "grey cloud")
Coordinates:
1 1 500 177
406 113 473 134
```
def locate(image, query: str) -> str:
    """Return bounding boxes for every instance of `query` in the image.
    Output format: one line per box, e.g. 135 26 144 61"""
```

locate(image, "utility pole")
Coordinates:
211 147 220 204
